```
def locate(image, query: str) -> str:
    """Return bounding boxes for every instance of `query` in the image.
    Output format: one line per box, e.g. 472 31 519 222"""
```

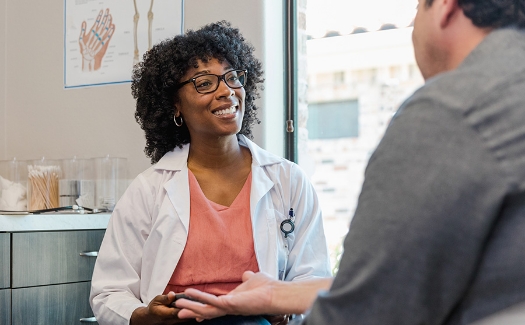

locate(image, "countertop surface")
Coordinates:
0 213 111 232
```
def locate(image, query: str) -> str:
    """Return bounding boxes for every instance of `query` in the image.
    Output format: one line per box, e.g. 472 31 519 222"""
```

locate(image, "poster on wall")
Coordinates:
64 0 184 88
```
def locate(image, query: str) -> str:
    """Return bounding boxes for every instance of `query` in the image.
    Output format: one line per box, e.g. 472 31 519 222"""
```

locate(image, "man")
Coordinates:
176 0 525 324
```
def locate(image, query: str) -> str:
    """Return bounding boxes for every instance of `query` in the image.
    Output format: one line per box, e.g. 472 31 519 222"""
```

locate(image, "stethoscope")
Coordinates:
279 208 295 280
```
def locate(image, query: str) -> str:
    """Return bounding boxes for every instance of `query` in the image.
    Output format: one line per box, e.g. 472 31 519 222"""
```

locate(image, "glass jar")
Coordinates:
93 156 127 211
59 157 95 208
0 158 28 211
27 158 62 210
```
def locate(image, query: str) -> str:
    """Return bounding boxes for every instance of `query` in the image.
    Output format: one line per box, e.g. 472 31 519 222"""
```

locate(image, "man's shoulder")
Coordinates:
409 28 525 114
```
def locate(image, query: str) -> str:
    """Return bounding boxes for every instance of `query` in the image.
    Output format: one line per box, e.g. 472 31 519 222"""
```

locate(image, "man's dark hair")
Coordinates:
131 21 264 164
425 0 525 28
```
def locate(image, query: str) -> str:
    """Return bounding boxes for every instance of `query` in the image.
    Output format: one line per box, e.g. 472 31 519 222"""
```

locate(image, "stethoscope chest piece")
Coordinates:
280 219 295 238
280 208 295 238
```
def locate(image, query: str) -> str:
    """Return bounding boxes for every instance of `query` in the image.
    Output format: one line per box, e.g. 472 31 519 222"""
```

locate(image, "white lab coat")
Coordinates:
90 135 331 325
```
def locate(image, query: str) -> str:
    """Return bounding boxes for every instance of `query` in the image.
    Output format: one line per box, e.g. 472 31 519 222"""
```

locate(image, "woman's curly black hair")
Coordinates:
132 21 264 164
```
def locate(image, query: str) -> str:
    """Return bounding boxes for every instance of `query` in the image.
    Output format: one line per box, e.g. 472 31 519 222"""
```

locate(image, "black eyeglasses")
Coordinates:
176 69 248 94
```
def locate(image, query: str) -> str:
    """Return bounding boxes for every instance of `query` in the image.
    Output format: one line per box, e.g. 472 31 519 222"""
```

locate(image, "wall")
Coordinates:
4 0 146 177
1 0 284 178
0 0 6 159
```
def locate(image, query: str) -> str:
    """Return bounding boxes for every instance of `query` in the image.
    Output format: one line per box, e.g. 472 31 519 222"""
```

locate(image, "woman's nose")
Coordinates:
215 78 234 97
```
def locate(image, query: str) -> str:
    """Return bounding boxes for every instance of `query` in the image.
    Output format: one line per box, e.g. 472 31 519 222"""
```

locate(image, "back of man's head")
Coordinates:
425 0 525 28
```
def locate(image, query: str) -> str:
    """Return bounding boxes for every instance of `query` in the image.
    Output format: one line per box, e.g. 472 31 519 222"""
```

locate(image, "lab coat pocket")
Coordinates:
252 209 280 279
266 209 290 280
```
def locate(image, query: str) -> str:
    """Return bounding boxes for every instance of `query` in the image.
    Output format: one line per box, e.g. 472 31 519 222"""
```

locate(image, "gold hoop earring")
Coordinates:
174 115 183 127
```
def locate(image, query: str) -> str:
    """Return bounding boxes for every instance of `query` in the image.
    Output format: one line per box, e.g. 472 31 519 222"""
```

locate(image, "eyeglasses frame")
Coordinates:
176 69 248 94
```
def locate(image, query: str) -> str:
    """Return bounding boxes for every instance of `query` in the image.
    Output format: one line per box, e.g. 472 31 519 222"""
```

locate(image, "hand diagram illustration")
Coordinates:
79 9 116 72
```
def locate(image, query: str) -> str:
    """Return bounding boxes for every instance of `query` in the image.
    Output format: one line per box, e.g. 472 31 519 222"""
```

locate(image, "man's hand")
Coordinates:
176 271 276 321
176 271 333 322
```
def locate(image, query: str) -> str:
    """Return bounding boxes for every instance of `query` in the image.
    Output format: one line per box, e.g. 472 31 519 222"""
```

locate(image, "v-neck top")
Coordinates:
163 169 259 296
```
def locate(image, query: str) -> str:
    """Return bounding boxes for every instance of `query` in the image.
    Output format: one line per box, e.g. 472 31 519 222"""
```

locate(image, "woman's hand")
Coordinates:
130 291 191 325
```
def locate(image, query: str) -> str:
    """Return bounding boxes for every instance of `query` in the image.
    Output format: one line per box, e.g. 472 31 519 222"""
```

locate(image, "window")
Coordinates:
307 100 359 139
292 0 424 270
333 71 345 85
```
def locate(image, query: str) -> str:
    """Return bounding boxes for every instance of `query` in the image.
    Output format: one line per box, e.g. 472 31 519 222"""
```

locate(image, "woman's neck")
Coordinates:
187 135 247 170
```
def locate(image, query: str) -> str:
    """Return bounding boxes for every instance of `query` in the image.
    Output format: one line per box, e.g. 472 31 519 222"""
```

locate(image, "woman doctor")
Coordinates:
90 21 331 325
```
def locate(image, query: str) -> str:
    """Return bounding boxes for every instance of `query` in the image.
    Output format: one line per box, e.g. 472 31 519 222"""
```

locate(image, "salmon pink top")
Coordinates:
163 169 259 296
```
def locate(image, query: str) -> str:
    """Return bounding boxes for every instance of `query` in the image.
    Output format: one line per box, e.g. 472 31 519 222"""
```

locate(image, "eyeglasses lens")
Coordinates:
193 70 246 94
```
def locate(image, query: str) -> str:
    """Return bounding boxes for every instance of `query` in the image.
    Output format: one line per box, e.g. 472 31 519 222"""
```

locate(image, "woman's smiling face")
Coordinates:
175 58 246 141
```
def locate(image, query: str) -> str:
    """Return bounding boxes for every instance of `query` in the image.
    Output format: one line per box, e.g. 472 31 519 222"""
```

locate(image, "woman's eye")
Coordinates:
196 80 213 89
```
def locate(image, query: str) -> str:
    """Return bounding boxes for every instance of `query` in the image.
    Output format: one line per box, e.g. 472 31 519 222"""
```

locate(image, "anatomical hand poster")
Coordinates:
64 0 183 88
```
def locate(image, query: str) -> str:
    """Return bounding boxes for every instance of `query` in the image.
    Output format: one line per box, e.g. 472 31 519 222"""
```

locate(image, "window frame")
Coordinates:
284 0 298 162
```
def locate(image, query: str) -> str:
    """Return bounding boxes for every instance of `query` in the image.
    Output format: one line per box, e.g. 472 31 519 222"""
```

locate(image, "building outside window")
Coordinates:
295 0 424 271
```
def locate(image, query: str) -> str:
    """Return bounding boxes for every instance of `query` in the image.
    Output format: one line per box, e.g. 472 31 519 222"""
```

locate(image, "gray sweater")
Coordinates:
302 27 525 325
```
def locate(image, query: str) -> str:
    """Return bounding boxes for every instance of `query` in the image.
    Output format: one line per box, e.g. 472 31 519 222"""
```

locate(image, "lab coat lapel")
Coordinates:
250 163 274 219
250 164 279 278
156 144 191 233
242 134 285 278
147 147 191 300
164 169 190 233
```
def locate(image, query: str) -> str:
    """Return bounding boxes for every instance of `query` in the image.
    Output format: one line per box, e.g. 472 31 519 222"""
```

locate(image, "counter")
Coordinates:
0 213 111 232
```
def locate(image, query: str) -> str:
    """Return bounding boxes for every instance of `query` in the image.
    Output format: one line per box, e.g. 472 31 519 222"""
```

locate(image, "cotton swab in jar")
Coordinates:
28 165 61 210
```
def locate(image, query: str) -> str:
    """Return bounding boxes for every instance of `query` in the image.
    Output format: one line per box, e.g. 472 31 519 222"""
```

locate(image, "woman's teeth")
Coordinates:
214 106 236 116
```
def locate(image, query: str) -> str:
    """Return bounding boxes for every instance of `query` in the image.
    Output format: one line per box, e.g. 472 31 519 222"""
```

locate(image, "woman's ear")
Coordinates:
173 94 181 116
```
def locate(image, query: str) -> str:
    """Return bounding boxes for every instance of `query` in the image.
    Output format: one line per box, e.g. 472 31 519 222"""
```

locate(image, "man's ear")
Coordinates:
439 0 461 28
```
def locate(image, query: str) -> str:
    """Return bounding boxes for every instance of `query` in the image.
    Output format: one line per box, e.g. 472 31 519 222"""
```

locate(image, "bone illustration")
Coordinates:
133 0 155 65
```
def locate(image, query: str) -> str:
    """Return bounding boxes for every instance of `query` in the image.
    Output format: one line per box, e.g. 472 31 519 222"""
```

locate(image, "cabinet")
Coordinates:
12 282 94 324
0 228 106 325
0 289 10 325
0 233 9 289
0 233 10 325
12 231 104 287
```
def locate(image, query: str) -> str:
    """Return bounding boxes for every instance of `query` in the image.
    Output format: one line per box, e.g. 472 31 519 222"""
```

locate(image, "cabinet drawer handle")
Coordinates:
79 316 97 322
79 251 98 257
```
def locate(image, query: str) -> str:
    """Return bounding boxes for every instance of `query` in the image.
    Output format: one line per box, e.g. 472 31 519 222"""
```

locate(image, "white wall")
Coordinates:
0 0 6 159
4 0 146 176
1 0 284 178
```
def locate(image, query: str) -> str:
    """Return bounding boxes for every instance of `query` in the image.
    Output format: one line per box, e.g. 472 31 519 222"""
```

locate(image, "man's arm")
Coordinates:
176 271 333 320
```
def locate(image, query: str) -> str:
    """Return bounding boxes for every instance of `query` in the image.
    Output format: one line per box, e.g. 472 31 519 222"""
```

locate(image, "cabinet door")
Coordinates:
12 230 105 287
0 288 11 325
0 233 9 289
12 281 98 325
